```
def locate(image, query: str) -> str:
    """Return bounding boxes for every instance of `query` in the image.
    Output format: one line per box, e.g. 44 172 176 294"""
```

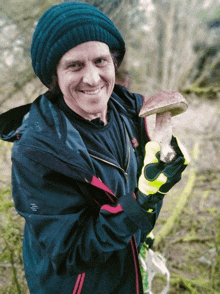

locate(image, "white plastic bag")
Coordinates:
139 249 170 294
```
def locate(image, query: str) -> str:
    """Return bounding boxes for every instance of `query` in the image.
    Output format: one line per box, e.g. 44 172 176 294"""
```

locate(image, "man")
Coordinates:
0 2 188 293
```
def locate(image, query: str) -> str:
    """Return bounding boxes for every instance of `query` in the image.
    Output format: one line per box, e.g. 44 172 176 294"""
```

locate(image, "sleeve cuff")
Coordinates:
118 193 156 232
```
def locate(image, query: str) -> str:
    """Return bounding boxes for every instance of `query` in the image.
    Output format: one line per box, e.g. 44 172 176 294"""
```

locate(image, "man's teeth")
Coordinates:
81 88 101 95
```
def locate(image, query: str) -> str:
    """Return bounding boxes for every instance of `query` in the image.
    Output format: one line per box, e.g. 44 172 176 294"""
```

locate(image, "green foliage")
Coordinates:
170 274 215 294
183 86 220 99
139 243 149 292
211 215 220 291
0 188 28 294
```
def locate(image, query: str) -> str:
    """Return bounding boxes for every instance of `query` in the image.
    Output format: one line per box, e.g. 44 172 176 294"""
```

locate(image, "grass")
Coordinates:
0 188 28 294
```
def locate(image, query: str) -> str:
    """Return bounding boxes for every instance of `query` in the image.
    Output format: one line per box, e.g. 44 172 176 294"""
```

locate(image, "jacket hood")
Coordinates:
0 103 31 142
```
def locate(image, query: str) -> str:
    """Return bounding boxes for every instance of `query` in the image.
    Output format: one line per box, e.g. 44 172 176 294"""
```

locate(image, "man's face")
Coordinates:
57 41 115 124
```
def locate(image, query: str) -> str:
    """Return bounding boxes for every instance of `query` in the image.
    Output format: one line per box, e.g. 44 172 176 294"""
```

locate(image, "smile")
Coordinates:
79 87 103 95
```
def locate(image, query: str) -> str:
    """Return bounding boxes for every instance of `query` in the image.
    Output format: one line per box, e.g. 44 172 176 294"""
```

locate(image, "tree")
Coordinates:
129 0 220 96
0 0 61 110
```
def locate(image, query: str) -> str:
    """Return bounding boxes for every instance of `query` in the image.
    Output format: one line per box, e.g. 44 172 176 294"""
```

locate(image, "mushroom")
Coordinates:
139 90 188 163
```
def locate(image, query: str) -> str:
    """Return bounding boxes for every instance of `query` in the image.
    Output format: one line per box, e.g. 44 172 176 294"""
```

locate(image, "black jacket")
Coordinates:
0 85 162 294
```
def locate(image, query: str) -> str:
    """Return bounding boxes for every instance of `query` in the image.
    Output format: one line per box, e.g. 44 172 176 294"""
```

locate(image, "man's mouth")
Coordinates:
79 86 104 95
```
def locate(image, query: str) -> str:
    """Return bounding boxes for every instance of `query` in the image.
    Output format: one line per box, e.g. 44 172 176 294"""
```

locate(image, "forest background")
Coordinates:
0 0 220 293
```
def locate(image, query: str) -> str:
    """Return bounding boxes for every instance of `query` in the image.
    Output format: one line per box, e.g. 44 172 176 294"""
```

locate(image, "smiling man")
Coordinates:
56 42 115 124
0 2 188 294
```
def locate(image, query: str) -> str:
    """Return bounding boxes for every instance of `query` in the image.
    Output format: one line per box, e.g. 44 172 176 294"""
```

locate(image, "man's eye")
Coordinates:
95 58 107 66
69 63 82 70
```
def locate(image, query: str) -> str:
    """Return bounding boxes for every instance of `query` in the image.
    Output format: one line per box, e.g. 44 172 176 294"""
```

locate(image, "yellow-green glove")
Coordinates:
137 137 189 211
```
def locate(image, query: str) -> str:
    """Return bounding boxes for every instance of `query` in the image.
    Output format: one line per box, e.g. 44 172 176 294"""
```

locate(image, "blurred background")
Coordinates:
0 0 220 293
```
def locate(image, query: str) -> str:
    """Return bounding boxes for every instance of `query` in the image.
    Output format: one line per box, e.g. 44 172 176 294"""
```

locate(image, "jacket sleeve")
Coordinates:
12 152 157 275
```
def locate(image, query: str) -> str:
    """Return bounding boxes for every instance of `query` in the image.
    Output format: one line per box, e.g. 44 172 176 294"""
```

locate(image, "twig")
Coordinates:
170 236 214 245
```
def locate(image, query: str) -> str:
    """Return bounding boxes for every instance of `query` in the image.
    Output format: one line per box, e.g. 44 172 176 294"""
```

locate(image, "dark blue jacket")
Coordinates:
0 85 162 294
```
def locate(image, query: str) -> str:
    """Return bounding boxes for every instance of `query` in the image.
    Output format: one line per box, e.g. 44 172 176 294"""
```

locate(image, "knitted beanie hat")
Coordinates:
31 1 125 87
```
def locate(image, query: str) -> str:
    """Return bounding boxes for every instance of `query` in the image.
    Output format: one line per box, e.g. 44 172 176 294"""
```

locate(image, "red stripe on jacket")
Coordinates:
72 273 85 294
101 203 123 214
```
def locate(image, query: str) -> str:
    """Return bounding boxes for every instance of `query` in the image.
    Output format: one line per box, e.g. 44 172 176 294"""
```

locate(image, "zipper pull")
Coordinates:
124 172 128 182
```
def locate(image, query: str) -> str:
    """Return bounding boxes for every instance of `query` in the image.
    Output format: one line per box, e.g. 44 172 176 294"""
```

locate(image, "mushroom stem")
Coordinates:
153 112 176 163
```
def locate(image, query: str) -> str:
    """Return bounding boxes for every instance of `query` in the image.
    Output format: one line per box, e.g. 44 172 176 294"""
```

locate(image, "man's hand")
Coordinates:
137 137 189 211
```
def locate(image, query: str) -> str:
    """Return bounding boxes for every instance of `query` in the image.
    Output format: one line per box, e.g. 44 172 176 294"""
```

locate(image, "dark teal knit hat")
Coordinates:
31 1 125 87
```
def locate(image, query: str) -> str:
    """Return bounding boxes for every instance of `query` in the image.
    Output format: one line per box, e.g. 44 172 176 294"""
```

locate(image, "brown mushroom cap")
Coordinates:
139 90 188 118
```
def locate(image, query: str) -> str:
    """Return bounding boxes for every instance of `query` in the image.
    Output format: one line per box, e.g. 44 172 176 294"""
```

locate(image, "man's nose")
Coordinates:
82 64 100 86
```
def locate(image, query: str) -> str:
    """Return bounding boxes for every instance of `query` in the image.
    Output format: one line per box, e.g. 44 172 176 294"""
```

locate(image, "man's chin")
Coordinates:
82 104 107 120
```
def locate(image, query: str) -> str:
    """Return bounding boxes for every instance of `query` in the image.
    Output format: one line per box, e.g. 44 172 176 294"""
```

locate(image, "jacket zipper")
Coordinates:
125 129 131 174
89 153 129 182
88 128 132 183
